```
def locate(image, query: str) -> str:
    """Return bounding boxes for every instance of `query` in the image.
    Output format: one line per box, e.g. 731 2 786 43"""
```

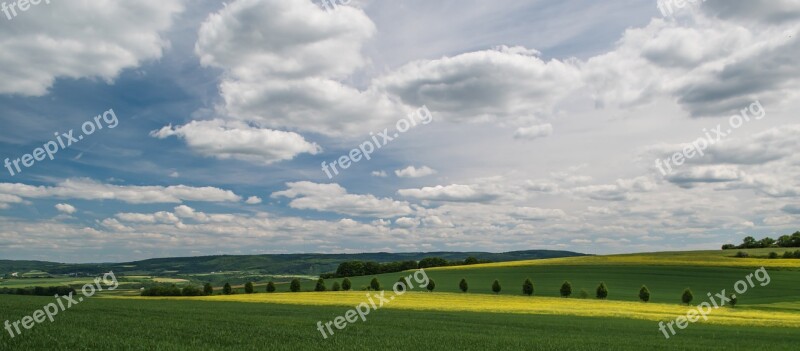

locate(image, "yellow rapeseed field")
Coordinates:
119 292 800 328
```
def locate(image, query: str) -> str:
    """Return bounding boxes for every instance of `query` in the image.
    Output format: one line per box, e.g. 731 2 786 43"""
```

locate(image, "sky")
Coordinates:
0 0 798 263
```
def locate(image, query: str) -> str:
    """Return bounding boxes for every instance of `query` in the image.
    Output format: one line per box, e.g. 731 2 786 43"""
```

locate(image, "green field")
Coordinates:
1 249 798 350
0 296 798 350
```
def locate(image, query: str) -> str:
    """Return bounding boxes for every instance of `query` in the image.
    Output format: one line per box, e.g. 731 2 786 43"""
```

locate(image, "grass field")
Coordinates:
1 249 798 350
1 295 798 350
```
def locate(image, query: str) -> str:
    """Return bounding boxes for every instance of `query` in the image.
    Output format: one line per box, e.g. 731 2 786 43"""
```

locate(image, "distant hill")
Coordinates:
0 250 586 277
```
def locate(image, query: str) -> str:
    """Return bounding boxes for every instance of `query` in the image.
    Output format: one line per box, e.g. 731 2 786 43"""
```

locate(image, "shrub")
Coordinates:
266 281 276 293
290 279 301 292
426 279 436 292
639 285 650 302
769 252 779 259
459 278 468 293
729 294 738 308
721 244 736 250
395 277 407 293
578 289 589 299
795 250 800 258
342 278 352 291
596 282 608 299
203 283 213 295
560 281 572 298
314 278 326 292
682 288 693 305
783 251 794 258
182 286 204 296
735 251 749 258
370 278 381 291
492 280 501 294
332 282 341 291
223 283 232 295
244 282 254 294
141 284 182 297
522 278 534 296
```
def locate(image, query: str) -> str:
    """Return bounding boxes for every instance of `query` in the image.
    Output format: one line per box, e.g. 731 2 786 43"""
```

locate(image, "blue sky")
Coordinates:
1 0 799 262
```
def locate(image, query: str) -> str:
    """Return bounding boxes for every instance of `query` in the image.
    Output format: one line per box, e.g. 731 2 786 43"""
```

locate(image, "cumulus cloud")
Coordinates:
0 178 241 204
395 166 437 178
584 4 800 117
0 1 184 96
54 203 77 215
376 46 582 126
245 196 263 205
195 0 406 136
513 124 553 140
272 182 414 218
151 119 320 164
398 184 500 203
666 166 742 188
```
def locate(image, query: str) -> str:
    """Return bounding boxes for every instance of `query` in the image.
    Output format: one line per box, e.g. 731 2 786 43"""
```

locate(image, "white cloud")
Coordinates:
151 119 320 164
245 196 263 205
395 166 437 178
371 171 388 177
0 1 184 96
54 203 76 215
376 46 582 126
272 182 414 218
514 124 553 140
398 184 500 203
0 178 241 204
195 0 405 136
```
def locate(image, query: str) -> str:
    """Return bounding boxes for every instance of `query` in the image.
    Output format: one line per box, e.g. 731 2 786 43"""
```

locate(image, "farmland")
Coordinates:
1 249 798 350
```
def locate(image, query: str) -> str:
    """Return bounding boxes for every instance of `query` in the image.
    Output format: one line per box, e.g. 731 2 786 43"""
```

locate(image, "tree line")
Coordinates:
0 286 76 296
322 256 490 279
722 232 800 250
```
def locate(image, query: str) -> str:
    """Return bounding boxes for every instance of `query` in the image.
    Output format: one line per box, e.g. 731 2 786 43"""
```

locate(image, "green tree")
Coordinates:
342 278 352 291
639 285 650 302
464 256 479 265
492 280 502 294
742 236 757 248
370 278 380 291
426 279 436 292
266 281 276 293
682 288 693 305
203 283 213 295
315 278 326 292
332 281 341 291
560 281 572 298
769 252 779 259
784 251 794 258
395 277 407 293
596 282 608 299
459 278 468 293
777 235 793 247
290 279 301 292
223 283 232 295
522 278 534 296
244 282 254 294
729 294 737 308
